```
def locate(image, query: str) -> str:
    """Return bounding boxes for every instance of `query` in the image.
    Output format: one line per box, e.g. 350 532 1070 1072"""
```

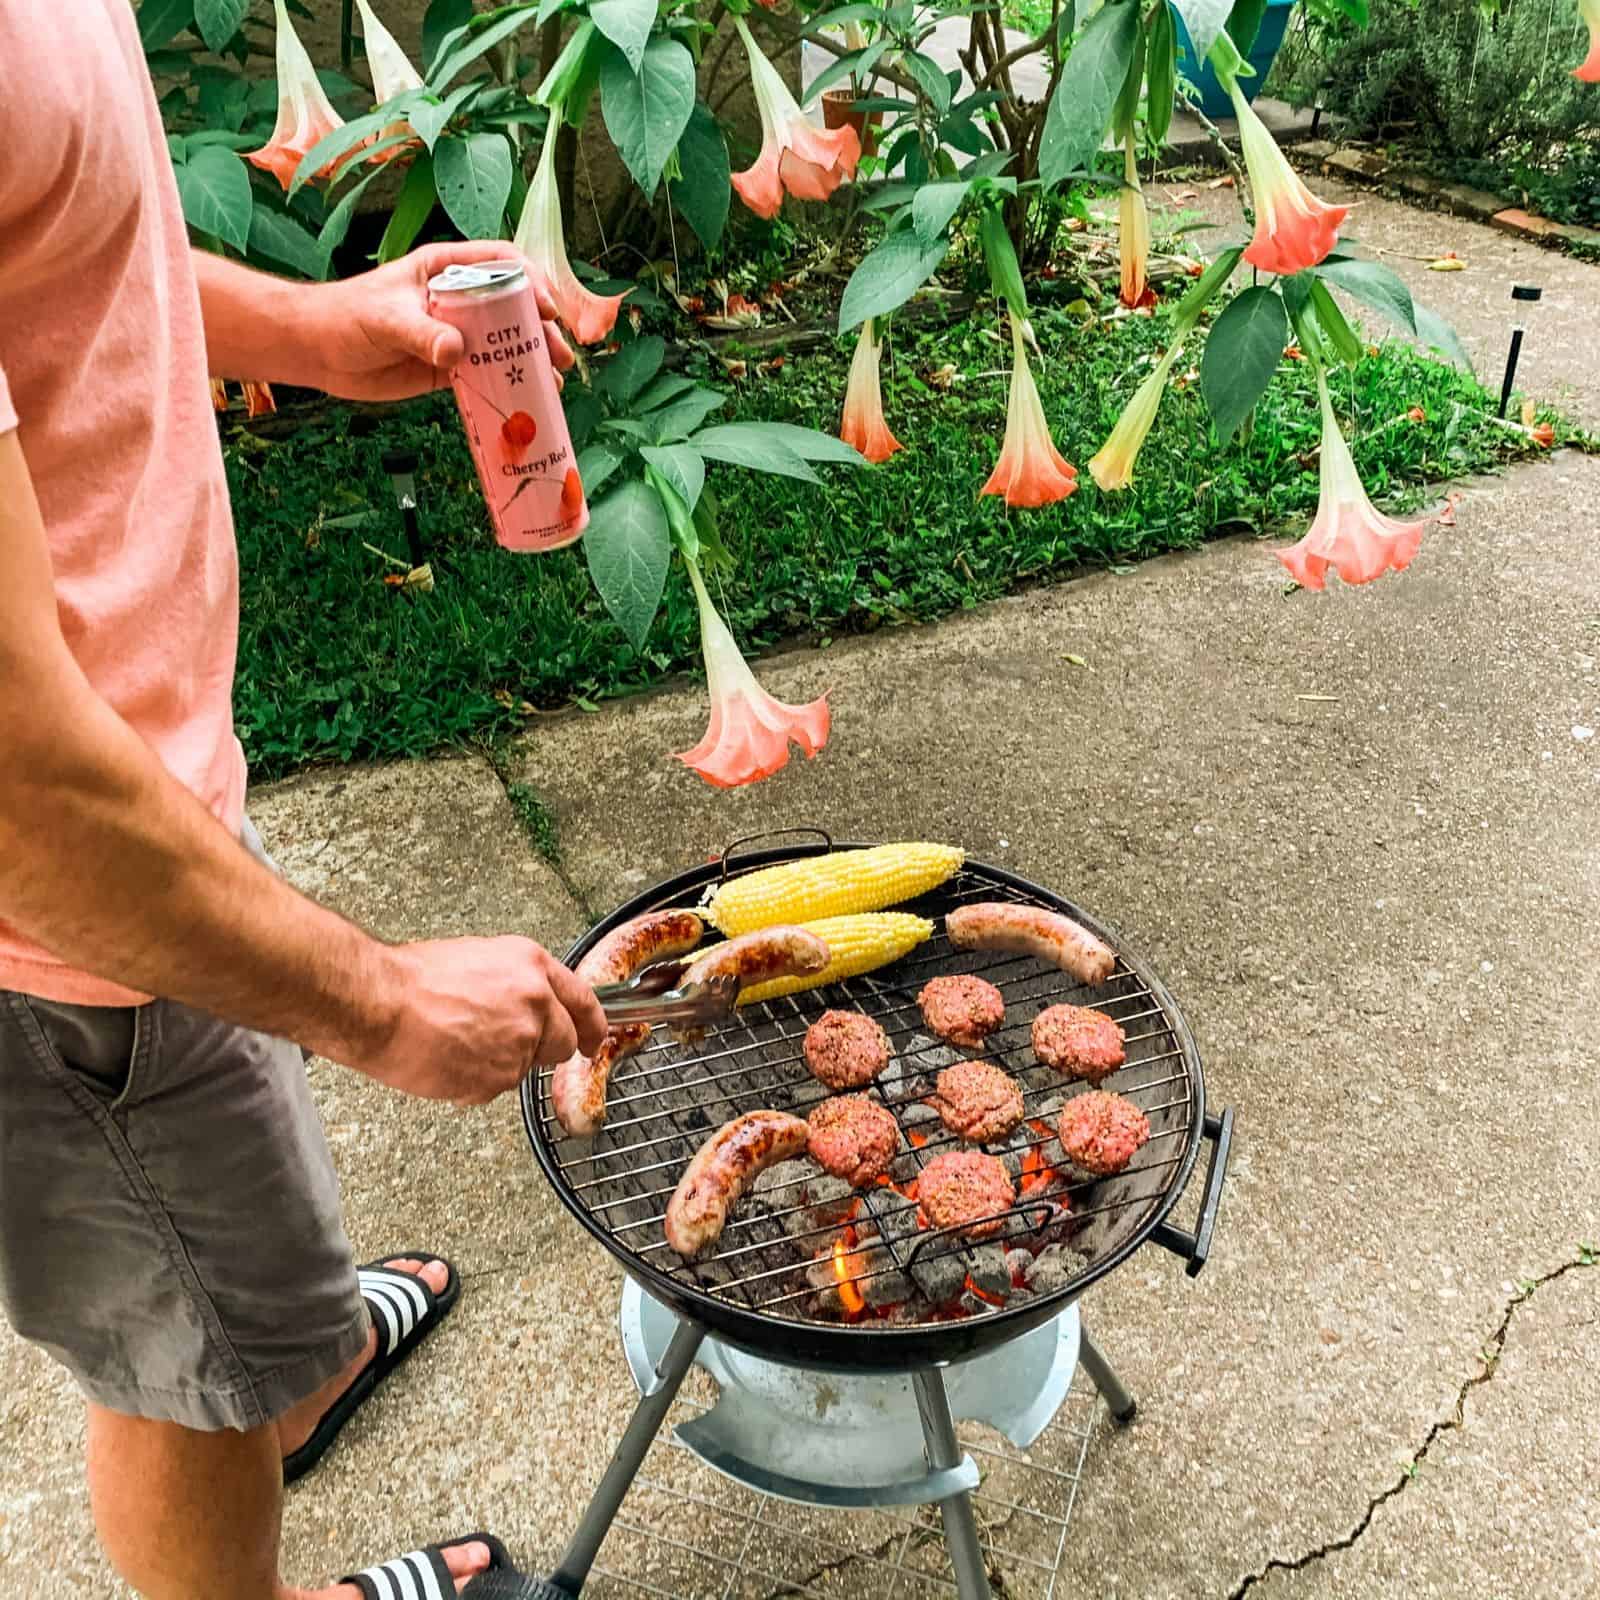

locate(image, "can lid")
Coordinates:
427 260 527 295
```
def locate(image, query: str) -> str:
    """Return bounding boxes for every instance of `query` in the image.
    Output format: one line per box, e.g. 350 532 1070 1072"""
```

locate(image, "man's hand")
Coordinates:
297 242 576 403
350 936 608 1105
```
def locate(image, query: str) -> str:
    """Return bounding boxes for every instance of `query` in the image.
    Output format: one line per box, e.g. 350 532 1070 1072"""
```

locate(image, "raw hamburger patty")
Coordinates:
807 1094 900 1185
1057 1091 1150 1177
932 1061 1025 1142
918 974 1005 1048
1031 1005 1126 1083
916 1150 1015 1239
803 1010 891 1090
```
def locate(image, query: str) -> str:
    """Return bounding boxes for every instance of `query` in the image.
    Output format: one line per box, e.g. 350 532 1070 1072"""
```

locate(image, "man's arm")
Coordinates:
0 431 604 1099
193 243 573 403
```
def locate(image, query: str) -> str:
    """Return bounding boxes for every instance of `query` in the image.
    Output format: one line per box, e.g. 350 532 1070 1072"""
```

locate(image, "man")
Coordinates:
0 3 606 1596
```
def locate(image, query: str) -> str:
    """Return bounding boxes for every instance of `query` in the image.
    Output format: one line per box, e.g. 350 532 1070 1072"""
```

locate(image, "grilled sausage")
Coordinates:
664 1110 810 1258
551 910 705 1136
672 926 831 1043
550 1023 651 1136
945 903 1115 986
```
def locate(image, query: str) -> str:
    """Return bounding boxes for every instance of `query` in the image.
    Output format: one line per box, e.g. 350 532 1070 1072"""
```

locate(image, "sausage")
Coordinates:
664 1110 810 1258
672 926 831 1043
945 902 1115 986
551 910 705 1136
576 908 705 984
550 1023 651 1137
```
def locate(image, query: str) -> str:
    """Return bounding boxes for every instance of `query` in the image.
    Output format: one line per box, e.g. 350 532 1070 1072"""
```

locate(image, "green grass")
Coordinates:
227 303 1561 778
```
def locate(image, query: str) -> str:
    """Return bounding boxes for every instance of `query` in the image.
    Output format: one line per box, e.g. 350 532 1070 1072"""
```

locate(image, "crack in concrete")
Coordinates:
472 744 598 925
1228 1248 1597 1597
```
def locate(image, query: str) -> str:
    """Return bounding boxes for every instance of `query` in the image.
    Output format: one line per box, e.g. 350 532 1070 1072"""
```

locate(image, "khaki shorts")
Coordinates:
0 821 368 1431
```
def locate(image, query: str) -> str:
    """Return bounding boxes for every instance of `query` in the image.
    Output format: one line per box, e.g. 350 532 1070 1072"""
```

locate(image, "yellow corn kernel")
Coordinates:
707 843 964 936
737 913 934 1005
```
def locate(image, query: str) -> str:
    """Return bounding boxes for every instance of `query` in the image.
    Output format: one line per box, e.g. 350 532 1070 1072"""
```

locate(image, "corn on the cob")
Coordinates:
708 843 964 936
737 913 934 1005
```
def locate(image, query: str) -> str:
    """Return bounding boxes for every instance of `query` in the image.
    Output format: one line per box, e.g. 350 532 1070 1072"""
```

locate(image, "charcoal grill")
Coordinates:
519 835 1233 1599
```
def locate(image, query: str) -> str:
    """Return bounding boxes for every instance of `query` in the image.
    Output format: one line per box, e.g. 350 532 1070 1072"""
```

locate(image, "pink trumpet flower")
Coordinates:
1119 132 1153 310
1577 0 1600 80
839 318 902 463
731 17 860 220
513 125 626 346
981 315 1078 507
1228 77 1348 276
248 0 352 190
1275 373 1432 590
1088 344 1182 492
675 556 830 789
242 381 277 418
354 0 423 161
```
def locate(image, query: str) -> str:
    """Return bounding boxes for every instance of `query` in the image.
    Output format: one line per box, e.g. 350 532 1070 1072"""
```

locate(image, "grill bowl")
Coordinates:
522 843 1212 1371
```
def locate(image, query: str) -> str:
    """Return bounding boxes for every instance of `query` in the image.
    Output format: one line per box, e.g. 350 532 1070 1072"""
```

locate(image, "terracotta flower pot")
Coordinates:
821 87 882 158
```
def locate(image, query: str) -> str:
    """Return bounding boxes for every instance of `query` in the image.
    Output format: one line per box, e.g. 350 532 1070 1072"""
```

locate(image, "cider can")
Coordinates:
426 260 587 553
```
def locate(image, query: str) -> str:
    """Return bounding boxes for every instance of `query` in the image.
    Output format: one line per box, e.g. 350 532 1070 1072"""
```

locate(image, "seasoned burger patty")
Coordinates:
1031 1004 1126 1083
916 1150 1016 1239
918 974 1005 1048
1057 1091 1150 1177
803 1010 892 1090
932 1061 1025 1143
807 1094 900 1185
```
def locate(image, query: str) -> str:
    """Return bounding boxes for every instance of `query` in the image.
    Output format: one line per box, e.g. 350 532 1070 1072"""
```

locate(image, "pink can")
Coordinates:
427 260 588 553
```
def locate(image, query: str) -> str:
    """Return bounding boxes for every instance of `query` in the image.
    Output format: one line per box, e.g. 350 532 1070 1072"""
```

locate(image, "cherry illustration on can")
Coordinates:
427 260 588 553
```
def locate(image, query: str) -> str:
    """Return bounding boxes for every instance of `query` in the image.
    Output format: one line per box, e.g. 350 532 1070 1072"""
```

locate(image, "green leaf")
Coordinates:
634 373 698 411
690 423 822 484
911 180 971 246
803 3 884 34
316 164 386 265
736 422 864 465
978 203 1026 317
1112 16 1145 135
1172 0 1233 61
1147 4 1176 146
138 0 195 51
565 387 602 449
1309 278 1362 366
1413 304 1473 374
599 335 665 403
1200 285 1287 443
669 101 730 251
576 441 627 499
290 107 395 196
601 36 696 199
583 479 670 651
431 4 541 89
1225 0 1268 52
423 0 475 73
408 81 481 150
434 131 514 239
1173 243 1242 332
837 228 949 333
175 144 252 252
901 50 953 114
645 389 729 442
194 0 247 52
378 152 438 263
1309 256 1416 334
167 133 189 165
1039 0 1140 188
590 0 658 74
247 205 328 278
640 444 705 512
804 42 889 105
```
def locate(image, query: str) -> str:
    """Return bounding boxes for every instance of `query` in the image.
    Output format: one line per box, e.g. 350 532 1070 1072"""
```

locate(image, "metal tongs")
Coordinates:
592 961 740 1029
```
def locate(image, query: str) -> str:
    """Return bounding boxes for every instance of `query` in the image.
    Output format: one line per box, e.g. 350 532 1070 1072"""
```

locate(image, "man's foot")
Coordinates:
277 1256 450 1460
289 1538 493 1599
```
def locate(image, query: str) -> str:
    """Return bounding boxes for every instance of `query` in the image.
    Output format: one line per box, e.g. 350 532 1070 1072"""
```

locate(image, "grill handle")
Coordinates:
1150 1107 1233 1278
715 826 834 884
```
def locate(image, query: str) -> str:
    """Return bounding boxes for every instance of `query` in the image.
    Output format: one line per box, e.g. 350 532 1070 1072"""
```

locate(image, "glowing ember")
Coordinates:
964 1273 1007 1308
831 1235 866 1315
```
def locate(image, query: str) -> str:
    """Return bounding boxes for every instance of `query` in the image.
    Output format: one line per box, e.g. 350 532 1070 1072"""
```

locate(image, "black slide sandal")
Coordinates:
284 1253 462 1485
343 1531 513 1599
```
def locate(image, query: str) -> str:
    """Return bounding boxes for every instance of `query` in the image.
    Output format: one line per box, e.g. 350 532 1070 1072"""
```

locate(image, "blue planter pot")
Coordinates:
1170 0 1295 121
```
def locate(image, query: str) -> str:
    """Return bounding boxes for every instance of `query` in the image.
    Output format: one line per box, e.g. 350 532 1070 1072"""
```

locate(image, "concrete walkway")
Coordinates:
1 196 1596 1599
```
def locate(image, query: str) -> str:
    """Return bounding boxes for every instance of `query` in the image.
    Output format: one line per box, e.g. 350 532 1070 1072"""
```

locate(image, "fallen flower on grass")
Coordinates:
732 17 859 218
839 317 902 464
676 555 830 789
248 0 352 188
1407 405 1427 423
980 314 1078 507
1275 370 1434 590
1428 254 1466 271
1531 421 1556 448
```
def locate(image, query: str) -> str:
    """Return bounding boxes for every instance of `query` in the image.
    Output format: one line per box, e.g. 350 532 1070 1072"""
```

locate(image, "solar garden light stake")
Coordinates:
1499 284 1543 419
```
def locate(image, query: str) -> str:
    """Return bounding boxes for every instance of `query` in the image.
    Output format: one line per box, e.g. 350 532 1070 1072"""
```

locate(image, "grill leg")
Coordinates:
912 1368 993 1600
549 1315 706 1595
1078 1324 1138 1425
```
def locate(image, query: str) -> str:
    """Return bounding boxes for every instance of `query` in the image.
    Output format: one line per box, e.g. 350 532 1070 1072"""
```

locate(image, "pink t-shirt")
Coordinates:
0 0 247 1005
